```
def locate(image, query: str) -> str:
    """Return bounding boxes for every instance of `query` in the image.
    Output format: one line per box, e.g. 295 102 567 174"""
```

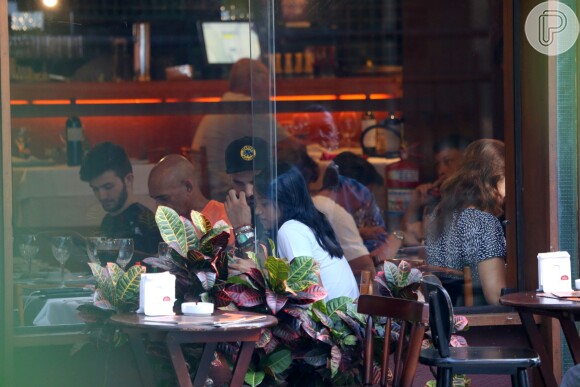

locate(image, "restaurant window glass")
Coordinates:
6 0 509 339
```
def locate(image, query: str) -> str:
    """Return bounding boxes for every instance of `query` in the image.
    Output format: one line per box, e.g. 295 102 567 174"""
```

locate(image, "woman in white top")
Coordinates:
254 164 359 301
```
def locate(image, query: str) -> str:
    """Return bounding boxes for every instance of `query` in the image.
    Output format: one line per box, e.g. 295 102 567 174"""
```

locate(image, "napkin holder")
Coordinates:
136 272 176 316
538 251 572 292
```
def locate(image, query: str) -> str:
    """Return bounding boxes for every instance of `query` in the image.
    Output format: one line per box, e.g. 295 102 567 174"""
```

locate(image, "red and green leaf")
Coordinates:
266 289 288 314
290 284 327 304
329 345 341 378
271 324 301 342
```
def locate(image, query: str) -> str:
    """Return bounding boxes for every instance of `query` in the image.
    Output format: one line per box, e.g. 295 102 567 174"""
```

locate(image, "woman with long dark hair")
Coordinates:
254 163 360 300
425 139 506 305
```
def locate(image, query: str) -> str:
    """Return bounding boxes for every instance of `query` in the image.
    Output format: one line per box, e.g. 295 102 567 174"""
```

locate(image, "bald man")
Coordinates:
148 154 234 244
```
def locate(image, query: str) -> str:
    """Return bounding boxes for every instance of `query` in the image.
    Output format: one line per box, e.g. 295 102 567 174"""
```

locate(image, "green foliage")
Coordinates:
221 241 365 386
244 370 265 387
287 256 319 291
144 206 231 303
374 260 422 300
156 205 190 255
264 256 290 293
88 262 145 313
75 262 145 355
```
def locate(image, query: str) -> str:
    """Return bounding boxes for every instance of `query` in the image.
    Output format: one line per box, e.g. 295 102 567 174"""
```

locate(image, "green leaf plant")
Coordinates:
74 262 146 355
219 243 367 386
143 205 231 307
375 260 471 387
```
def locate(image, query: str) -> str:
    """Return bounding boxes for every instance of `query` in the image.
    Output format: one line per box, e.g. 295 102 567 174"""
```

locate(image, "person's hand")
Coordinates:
228 256 258 277
411 181 441 208
359 226 388 242
225 189 252 228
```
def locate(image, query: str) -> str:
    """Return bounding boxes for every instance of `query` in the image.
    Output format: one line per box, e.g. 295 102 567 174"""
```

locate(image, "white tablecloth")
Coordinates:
13 163 156 228
33 296 93 326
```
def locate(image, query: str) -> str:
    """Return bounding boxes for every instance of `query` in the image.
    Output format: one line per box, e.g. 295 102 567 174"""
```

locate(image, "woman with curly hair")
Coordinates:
425 139 506 305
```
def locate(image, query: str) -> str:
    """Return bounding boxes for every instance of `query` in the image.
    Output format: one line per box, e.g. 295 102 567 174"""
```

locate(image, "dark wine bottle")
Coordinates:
66 116 83 166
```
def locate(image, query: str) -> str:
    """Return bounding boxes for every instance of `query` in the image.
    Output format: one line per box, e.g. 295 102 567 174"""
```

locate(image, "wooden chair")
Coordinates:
357 295 429 387
359 269 373 295
419 278 540 387
189 146 210 198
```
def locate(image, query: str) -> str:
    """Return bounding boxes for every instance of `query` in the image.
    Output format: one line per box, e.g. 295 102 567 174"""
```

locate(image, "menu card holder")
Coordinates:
538 251 573 292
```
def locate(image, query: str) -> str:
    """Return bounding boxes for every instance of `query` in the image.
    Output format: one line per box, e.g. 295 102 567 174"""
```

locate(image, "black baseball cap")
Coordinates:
225 136 270 174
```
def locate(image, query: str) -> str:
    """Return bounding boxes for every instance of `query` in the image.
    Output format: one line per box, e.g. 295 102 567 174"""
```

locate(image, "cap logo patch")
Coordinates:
240 145 256 161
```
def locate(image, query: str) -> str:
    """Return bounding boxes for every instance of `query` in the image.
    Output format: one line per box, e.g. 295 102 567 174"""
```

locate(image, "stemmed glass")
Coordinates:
116 238 135 270
95 238 120 266
18 234 40 276
86 236 107 265
51 236 72 287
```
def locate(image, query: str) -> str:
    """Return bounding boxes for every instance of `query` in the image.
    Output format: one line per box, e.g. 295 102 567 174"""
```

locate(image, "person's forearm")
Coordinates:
403 201 422 227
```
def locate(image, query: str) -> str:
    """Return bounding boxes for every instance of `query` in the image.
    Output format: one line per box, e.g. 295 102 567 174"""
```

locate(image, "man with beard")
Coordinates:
80 142 161 260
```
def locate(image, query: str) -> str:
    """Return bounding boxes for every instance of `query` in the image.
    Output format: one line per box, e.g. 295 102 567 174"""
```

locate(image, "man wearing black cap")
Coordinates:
223 136 270 253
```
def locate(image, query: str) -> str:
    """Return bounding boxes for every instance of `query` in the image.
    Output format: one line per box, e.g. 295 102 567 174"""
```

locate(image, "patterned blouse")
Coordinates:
425 208 506 304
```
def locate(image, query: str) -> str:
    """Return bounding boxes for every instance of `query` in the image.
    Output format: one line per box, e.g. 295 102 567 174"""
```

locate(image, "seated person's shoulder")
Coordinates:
129 203 157 224
457 208 502 231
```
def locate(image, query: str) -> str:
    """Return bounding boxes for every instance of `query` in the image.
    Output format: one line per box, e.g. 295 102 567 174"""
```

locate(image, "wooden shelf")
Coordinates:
10 76 402 117
10 75 401 100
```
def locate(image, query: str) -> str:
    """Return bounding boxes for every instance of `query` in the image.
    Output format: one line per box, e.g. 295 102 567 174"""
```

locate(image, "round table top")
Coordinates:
500 291 580 311
109 310 278 332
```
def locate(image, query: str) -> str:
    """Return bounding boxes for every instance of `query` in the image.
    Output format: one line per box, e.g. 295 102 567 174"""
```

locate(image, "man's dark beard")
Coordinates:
109 183 128 213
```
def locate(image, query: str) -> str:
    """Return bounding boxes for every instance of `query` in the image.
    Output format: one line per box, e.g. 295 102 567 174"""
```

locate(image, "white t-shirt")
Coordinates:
276 219 360 301
312 195 369 261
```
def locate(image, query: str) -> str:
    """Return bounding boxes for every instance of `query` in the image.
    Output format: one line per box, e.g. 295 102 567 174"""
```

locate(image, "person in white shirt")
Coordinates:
253 163 359 301
312 195 375 279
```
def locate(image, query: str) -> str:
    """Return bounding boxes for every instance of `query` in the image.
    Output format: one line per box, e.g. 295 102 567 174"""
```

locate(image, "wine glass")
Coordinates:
51 236 72 287
18 234 39 276
86 236 107 265
116 238 135 270
338 111 359 147
95 238 120 266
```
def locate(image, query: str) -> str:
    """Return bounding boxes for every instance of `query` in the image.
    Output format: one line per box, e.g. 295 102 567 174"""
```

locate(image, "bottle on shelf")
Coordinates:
360 109 377 155
66 116 83 166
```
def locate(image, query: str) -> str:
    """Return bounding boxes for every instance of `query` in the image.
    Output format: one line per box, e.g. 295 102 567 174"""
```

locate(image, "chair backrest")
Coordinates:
421 277 454 358
418 264 474 307
359 269 373 295
357 295 429 387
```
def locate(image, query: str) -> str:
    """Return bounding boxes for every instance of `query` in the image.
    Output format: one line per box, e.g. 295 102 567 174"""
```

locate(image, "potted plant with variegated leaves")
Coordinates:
143 205 231 307
75 262 146 351
374 260 471 387
220 240 366 386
